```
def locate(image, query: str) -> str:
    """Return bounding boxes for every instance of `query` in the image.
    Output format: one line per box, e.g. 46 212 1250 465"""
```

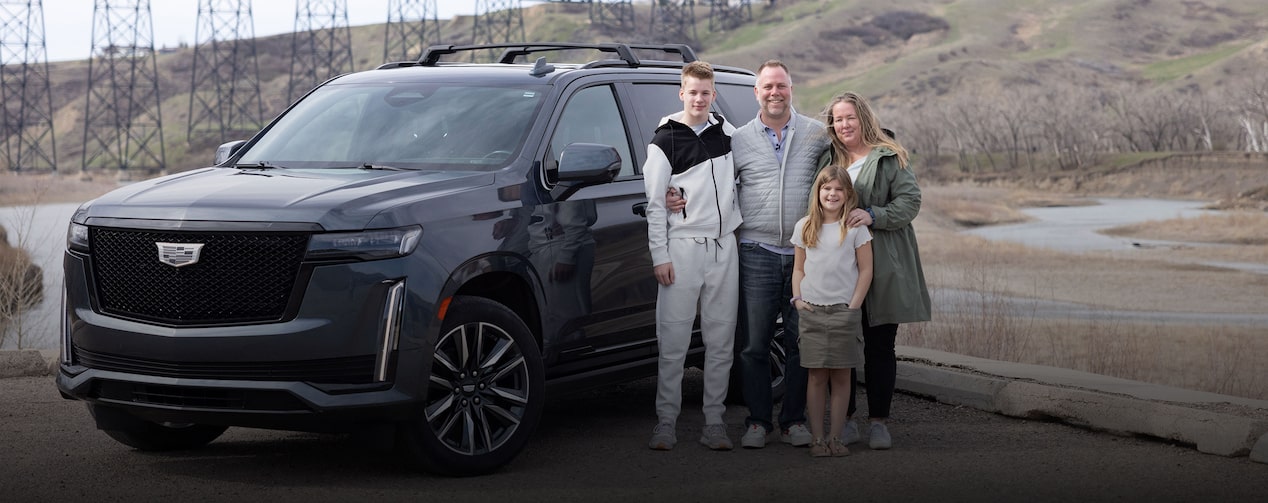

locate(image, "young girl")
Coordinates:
790 165 874 457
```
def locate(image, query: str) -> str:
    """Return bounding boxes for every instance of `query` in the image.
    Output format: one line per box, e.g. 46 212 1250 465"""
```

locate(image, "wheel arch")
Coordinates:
442 253 544 350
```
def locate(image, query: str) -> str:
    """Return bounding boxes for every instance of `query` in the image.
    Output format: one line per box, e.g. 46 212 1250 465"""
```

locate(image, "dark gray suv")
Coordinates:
57 43 780 475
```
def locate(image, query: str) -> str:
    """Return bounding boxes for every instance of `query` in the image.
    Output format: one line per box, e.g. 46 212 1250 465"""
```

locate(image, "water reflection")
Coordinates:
0 203 79 349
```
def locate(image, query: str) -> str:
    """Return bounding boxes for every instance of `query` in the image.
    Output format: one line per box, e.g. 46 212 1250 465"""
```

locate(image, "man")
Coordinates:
732 60 832 449
642 61 742 451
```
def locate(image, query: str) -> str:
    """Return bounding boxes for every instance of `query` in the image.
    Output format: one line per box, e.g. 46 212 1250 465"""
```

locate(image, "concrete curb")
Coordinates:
896 346 1268 464
5 347 1267 464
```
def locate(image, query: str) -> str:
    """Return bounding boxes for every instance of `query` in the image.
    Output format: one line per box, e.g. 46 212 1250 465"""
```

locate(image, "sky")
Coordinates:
40 1 511 62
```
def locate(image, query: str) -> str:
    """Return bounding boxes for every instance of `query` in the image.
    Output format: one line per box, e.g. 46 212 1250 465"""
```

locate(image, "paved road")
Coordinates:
3 373 1264 502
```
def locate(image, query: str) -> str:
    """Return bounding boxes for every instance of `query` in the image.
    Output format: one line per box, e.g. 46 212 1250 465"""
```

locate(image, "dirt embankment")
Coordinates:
929 152 1268 211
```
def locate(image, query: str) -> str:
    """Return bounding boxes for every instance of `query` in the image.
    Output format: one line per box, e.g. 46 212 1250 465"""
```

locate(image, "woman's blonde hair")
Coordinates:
800 164 858 248
824 91 909 169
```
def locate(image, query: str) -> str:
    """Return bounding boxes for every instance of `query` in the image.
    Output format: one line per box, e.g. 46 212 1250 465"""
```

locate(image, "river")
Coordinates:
1 202 80 350
964 197 1268 275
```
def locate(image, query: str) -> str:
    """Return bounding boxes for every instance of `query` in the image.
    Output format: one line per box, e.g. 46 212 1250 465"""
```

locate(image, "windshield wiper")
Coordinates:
234 161 285 169
359 163 408 171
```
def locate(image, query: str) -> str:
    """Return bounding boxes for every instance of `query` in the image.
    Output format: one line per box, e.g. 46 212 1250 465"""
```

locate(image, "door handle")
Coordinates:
632 202 647 218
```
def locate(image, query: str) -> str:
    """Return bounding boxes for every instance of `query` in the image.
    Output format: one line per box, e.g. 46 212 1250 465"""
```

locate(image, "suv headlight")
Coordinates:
305 226 422 261
67 222 90 252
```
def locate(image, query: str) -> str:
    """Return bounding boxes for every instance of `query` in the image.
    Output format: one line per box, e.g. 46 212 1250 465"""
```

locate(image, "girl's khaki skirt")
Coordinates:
798 303 864 369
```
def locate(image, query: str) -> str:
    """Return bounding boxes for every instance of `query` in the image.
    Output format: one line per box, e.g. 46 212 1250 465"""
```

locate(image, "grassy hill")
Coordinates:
16 0 1268 179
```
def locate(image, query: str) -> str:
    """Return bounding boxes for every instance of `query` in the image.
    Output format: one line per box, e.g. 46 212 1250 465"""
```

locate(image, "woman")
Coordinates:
823 91 931 450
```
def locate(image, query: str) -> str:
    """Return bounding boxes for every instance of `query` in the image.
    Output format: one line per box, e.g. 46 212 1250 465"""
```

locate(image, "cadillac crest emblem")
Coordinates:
156 242 205 267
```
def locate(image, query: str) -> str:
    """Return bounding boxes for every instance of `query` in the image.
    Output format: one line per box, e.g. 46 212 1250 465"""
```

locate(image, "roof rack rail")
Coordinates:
416 42 698 67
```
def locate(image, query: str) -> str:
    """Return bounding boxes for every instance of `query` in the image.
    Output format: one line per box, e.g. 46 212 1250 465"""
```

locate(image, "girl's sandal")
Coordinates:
830 437 850 457
809 439 831 457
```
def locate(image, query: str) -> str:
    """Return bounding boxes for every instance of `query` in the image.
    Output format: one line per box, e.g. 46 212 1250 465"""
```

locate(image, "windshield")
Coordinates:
239 82 547 170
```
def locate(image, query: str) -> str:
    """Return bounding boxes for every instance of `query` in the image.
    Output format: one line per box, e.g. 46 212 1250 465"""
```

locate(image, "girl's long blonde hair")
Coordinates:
824 91 909 169
800 164 858 248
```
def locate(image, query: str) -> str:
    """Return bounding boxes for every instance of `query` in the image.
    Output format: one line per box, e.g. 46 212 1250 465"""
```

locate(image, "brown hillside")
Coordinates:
13 0 1268 180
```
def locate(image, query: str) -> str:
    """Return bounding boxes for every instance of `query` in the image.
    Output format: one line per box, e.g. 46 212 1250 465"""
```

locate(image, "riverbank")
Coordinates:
3 171 1266 400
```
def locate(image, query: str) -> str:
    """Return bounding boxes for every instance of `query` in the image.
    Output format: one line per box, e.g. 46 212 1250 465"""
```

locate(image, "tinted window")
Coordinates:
628 83 687 146
716 82 759 125
550 85 636 177
240 83 547 170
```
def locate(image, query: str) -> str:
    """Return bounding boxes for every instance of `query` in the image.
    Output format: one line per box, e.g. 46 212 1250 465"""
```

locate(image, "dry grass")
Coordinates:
1101 211 1268 245
904 317 1268 400
0 233 43 348
0 171 122 207
912 183 1268 401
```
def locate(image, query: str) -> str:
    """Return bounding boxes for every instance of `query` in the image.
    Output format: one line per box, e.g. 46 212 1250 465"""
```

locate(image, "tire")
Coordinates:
88 404 227 451
726 326 788 404
398 296 544 476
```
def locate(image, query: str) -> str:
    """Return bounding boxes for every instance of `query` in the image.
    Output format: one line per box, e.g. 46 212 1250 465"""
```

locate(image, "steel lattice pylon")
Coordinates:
81 0 166 175
0 0 56 172
287 0 352 104
649 0 697 45
188 0 264 143
383 0 440 63
473 0 524 61
708 0 750 32
590 0 636 32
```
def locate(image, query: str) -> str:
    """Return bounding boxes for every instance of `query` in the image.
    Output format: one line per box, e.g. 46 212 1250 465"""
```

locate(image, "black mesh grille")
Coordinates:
93 380 310 411
75 346 377 384
90 228 308 325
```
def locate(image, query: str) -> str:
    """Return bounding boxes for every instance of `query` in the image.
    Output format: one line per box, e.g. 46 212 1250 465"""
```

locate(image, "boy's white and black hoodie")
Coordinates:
643 111 743 267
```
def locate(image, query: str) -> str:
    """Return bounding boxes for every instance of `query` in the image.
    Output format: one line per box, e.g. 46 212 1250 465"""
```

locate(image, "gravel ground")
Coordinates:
5 371 1265 503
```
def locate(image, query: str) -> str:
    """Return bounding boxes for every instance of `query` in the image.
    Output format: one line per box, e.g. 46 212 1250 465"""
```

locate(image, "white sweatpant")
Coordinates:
655 233 738 426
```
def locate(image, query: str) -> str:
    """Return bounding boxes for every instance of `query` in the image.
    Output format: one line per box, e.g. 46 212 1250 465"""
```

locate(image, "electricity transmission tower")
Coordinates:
590 0 636 31
472 0 525 60
188 0 264 143
649 0 697 45
383 0 440 63
0 0 56 172
81 0 166 176
708 0 750 32
287 0 352 103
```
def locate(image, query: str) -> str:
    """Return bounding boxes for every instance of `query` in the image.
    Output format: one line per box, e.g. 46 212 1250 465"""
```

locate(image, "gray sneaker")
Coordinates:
841 420 861 445
649 422 676 450
868 422 892 450
781 424 812 447
740 424 768 449
699 424 733 451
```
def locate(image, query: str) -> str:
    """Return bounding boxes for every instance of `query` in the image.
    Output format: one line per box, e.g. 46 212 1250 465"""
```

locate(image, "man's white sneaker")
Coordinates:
740 424 768 449
781 424 812 447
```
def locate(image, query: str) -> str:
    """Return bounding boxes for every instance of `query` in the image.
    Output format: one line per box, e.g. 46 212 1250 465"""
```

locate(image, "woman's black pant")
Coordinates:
847 303 898 419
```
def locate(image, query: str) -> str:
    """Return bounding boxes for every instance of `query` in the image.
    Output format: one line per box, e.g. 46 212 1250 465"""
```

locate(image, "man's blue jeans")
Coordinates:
739 243 806 432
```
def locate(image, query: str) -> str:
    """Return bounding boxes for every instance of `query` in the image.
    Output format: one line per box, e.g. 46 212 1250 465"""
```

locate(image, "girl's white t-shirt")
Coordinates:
791 218 872 306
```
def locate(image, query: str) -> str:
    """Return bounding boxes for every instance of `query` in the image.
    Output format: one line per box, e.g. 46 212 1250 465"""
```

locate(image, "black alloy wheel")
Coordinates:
399 296 544 476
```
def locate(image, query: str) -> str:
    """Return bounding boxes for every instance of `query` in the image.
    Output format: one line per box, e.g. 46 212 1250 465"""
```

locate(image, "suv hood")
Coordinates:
78 167 496 231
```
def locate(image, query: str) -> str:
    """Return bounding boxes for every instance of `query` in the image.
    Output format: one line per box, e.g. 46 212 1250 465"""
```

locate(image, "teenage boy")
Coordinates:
643 61 742 451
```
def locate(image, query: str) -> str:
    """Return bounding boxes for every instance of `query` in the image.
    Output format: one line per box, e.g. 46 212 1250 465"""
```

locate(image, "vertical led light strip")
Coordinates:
375 280 406 382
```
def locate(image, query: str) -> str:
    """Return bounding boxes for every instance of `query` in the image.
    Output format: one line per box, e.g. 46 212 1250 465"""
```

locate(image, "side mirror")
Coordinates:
214 140 248 165
549 143 621 200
